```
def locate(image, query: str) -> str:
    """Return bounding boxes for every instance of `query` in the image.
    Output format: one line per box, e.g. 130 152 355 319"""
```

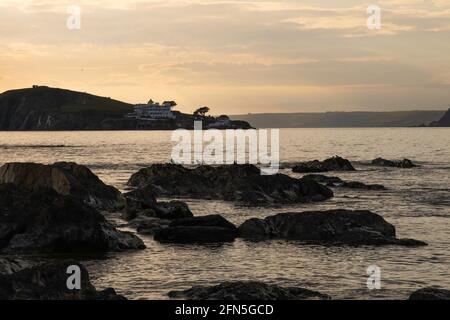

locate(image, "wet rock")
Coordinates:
123 185 193 234
123 199 193 221
302 174 343 185
127 163 333 205
0 260 126 300
127 215 171 235
155 227 237 243
0 258 38 275
123 183 193 221
0 183 145 253
292 156 356 173
238 209 427 246
168 281 330 300
152 201 193 220
0 162 123 211
371 158 416 168
154 215 238 243
342 181 385 190
170 215 237 230
123 184 158 218
409 287 450 300
303 174 385 190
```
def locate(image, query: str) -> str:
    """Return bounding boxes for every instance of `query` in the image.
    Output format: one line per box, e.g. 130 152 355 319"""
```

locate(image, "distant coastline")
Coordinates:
230 110 449 128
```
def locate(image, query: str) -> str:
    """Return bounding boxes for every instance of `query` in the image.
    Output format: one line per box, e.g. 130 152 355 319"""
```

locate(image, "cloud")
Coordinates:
0 0 450 112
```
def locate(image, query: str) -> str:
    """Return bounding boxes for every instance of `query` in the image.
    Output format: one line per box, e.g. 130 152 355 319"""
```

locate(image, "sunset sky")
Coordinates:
1 0 450 114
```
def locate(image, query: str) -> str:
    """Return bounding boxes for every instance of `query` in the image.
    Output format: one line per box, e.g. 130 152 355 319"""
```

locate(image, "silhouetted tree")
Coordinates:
193 106 210 117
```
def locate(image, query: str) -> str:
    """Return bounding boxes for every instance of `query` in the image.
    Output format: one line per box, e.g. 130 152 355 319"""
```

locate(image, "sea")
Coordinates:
0 128 449 300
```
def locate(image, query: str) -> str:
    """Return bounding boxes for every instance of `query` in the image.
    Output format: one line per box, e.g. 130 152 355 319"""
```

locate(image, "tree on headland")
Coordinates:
193 106 210 117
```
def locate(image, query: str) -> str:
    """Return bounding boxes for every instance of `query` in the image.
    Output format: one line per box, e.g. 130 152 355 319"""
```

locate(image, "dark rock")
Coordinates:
126 215 171 235
155 226 237 243
170 215 237 230
0 260 126 300
303 174 344 185
123 184 158 218
0 258 38 275
137 221 170 235
371 157 416 168
168 281 330 300
342 181 385 190
154 215 238 243
0 183 145 253
151 201 193 220
123 182 193 221
238 209 427 246
0 162 124 211
292 156 356 173
123 199 193 225
127 163 333 205
303 174 385 190
409 287 450 300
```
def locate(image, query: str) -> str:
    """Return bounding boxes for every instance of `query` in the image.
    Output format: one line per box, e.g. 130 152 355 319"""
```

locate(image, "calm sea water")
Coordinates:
1 128 449 300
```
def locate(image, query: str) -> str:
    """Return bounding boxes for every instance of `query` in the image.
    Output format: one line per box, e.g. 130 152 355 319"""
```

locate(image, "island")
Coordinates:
0 86 252 131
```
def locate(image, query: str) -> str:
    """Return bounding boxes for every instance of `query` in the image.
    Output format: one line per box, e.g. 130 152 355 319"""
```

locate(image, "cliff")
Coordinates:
0 86 133 130
429 108 450 127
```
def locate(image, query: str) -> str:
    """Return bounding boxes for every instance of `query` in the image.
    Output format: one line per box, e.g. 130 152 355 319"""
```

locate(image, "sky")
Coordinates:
0 0 450 114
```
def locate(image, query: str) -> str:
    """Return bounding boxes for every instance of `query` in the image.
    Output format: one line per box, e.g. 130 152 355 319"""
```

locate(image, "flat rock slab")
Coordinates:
154 215 238 244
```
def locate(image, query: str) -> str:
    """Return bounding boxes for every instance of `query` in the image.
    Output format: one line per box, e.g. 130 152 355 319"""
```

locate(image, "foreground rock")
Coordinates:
168 281 330 300
0 183 145 253
123 184 193 221
154 215 238 243
131 216 171 235
0 162 123 211
127 164 333 205
122 185 193 234
0 258 38 275
124 207 191 236
303 174 385 190
409 287 450 300
371 158 416 168
238 209 426 246
292 156 356 173
0 260 126 300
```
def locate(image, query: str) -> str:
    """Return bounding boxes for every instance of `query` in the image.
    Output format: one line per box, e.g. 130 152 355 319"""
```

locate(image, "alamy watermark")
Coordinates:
67 5 81 30
66 265 81 290
171 121 279 175
367 265 381 290
367 5 382 30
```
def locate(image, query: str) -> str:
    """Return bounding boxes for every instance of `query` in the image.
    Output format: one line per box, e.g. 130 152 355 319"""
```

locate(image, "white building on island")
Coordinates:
131 99 176 119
